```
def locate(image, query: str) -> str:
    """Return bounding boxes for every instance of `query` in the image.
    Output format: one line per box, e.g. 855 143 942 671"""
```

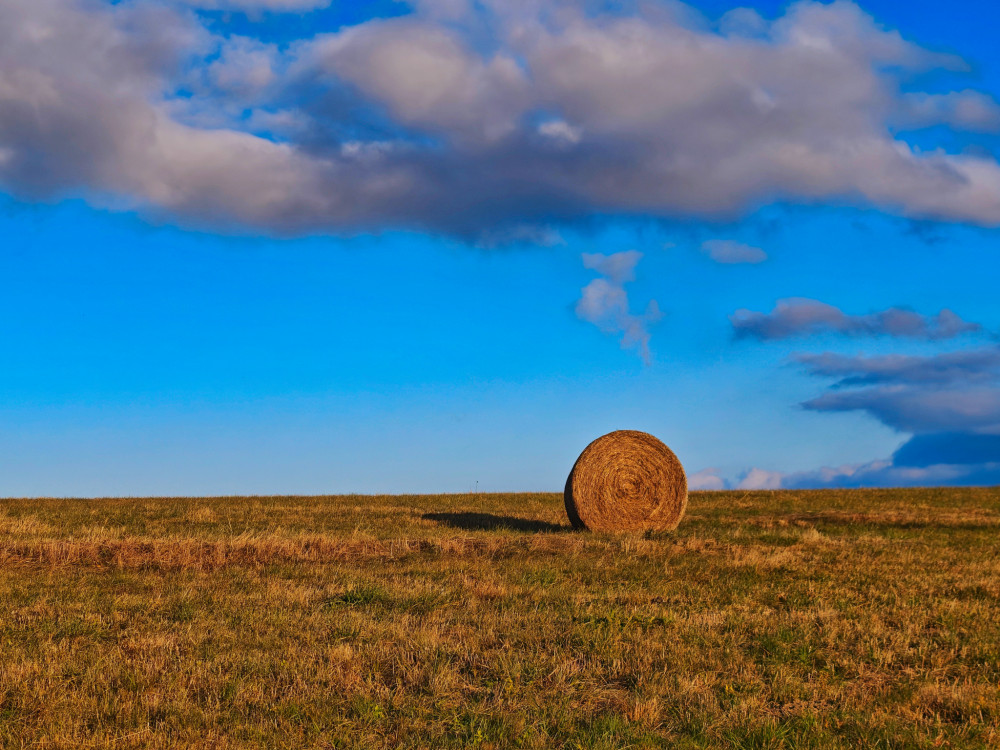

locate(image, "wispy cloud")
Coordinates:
2 0 1000 236
794 345 1000 434
575 251 661 364
897 91 1000 133
793 348 1000 387
731 299 982 341
804 385 1000 434
701 240 767 264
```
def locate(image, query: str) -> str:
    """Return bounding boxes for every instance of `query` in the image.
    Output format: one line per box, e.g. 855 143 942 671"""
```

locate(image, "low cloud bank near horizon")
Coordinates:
2 0 1000 237
697 344 1000 490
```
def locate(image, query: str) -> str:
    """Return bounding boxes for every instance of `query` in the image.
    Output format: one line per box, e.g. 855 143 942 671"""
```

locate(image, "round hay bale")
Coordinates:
564 430 687 533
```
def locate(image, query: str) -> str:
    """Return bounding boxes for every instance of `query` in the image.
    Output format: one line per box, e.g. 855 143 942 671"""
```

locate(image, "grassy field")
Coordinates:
1 488 999 749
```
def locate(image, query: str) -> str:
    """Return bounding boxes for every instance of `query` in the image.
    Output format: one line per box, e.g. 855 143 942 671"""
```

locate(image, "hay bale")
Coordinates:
564 430 687 532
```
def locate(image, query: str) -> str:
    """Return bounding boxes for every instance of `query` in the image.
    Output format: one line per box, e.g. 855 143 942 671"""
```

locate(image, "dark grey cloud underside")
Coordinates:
784 345 1000 488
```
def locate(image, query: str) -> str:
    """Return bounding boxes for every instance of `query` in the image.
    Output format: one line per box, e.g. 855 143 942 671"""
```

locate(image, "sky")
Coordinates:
2 0 1000 496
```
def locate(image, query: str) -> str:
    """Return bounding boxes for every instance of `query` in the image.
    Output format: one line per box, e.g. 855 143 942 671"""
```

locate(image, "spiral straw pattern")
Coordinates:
564 430 688 533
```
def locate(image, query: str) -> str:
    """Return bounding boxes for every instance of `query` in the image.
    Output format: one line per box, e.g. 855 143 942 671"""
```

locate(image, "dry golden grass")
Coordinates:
1 487 998 749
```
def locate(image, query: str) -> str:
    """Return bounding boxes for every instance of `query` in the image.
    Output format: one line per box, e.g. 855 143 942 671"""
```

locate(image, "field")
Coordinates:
1 488 999 749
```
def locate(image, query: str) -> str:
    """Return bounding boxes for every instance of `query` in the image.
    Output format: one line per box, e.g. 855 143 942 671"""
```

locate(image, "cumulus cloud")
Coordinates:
2 0 1000 235
310 18 530 145
732 298 982 341
575 251 661 364
701 240 767 264
204 37 279 99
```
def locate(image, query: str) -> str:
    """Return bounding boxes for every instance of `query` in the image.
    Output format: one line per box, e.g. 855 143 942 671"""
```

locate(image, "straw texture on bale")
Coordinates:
564 430 687 532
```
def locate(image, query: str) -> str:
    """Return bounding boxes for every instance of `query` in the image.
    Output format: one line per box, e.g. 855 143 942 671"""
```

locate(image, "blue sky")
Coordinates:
2 0 1000 495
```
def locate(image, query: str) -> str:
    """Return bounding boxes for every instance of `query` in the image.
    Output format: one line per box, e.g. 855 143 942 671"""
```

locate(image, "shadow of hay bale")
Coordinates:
421 512 568 533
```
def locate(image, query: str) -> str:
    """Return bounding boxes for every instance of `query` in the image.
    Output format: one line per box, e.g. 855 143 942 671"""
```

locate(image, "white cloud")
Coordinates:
898 91 1000 132
701 240 768 264
782 457 1000 489
575 251 661 364
538 119 582 145
1 0 1000 236
736 468 785 490
311 18 529 144
688 468 726 491
722 455 1000 489
719 8 769 38
206 37 278 98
